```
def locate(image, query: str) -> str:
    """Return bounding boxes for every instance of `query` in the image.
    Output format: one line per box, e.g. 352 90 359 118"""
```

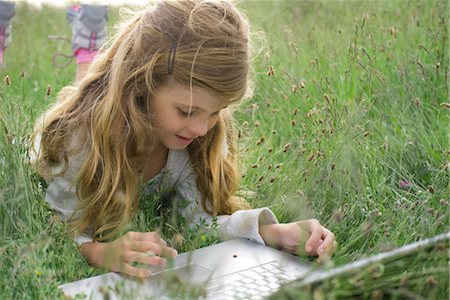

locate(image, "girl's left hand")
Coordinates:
259 219 337 263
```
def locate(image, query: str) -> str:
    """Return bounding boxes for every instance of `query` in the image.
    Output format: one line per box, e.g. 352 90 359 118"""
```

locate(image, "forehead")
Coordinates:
154 80 226 111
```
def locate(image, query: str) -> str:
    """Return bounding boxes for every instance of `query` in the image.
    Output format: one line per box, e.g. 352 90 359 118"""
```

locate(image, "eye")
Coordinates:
177 108 191 117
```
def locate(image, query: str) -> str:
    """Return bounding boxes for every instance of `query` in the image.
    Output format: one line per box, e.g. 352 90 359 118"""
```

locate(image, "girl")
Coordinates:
33 0 336 278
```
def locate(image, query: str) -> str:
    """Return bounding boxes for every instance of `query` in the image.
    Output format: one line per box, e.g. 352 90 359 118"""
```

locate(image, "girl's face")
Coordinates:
149 80 227 150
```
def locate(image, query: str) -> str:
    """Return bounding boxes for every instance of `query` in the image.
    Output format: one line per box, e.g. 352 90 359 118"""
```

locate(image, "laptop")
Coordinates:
59 238 314 299
60 231 449 299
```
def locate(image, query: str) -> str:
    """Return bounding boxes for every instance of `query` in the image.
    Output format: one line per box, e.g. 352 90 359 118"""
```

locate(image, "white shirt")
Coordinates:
45 148 278 245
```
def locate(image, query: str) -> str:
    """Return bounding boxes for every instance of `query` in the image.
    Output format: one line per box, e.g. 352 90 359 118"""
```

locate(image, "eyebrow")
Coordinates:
179 104 225 114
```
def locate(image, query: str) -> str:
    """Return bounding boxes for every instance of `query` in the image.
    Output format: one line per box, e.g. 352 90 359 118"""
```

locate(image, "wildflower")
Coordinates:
200 235 206 242
399 180 412 188
35 269 42 277
299 81 306 89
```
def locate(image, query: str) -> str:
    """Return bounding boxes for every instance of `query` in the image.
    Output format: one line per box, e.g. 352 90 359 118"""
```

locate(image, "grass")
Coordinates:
0 0 448 299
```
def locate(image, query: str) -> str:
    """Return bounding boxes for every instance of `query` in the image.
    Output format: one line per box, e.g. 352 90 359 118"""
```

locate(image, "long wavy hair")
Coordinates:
33 0 252 241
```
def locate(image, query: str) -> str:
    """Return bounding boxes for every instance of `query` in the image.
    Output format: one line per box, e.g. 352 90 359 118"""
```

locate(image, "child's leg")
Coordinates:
0 0 16 65
67 4 108 82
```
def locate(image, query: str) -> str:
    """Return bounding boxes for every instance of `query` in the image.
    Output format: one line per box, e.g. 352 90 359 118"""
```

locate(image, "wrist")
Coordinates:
259 224 280 248
79 241 105 267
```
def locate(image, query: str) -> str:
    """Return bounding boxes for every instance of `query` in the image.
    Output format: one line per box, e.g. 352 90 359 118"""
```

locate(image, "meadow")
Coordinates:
0 0 448 299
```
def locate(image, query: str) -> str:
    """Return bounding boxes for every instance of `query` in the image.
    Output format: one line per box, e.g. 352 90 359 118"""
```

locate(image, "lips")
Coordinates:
176 135 194 145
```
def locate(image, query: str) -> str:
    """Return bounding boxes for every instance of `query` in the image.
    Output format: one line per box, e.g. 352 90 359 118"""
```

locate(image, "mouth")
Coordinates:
175 135 194 145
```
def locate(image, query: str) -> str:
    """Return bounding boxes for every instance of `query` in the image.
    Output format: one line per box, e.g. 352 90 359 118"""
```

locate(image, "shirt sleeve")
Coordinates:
167 150 279 245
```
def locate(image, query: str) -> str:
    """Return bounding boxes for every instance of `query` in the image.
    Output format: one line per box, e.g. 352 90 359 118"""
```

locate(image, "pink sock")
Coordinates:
74 48 99 65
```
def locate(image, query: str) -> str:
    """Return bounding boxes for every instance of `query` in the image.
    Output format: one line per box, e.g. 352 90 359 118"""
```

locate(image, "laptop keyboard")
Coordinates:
201 261 307 300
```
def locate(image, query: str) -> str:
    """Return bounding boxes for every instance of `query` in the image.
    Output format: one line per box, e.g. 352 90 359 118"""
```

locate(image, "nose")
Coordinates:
189 120 208 137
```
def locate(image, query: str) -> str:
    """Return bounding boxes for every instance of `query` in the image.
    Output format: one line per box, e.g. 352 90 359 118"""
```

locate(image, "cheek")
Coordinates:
207 116 219 131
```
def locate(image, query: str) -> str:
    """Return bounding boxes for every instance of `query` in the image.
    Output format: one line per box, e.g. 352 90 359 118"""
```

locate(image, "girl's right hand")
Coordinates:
80 231 178 278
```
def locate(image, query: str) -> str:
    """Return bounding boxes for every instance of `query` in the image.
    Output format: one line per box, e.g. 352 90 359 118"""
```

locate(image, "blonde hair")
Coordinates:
33 0 251 241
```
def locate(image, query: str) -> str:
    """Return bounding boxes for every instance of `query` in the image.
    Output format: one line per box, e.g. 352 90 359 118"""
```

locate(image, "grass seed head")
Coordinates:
323 93 330 103
19 71 26 78
332 209 343 223
283 143 291 152
267 65 275 76
291 120 296 126
46 84 52 96
414 97 421 107
4 75 11 85
440 102 450 109
426 276 437 288
370 290 383 300
293 108 299 115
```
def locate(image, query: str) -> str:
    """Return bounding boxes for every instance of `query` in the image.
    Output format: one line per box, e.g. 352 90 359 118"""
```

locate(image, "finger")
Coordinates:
303 220 323 254
130 231 168 246
122 263 150 278
124 250 168 267
131 242 178 258
317 228 336 256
